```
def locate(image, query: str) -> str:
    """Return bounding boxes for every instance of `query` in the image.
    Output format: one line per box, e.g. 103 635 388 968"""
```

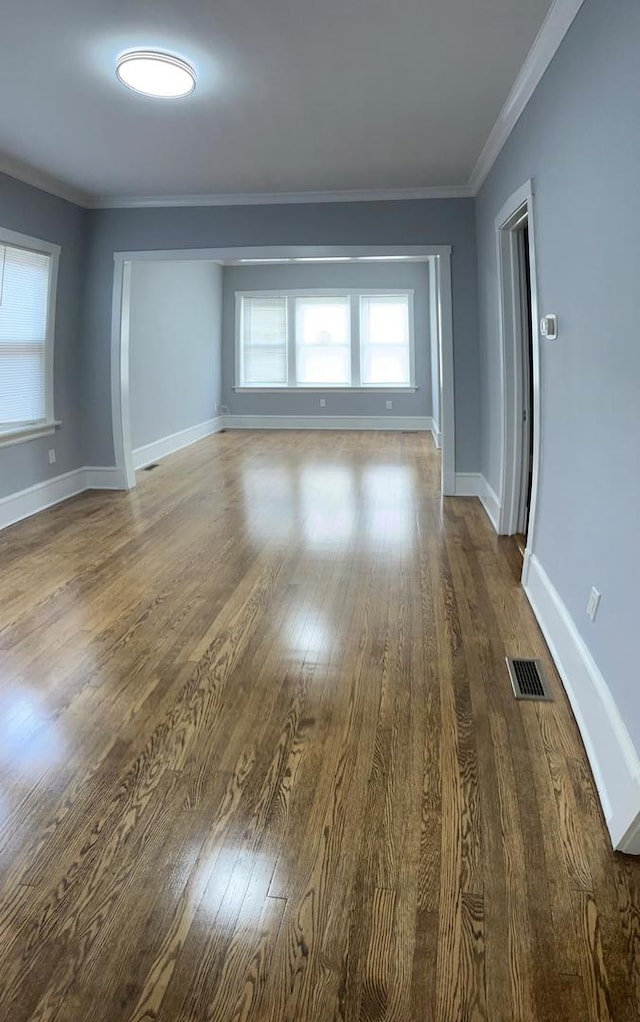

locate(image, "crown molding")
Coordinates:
87 185 472 210
467 0 586 194
0 0 585 211
0 152 89 207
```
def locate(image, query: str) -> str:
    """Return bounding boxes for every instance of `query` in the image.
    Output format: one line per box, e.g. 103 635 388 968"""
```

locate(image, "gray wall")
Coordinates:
129 260 222 450
221 261 430 418
476 0 640 746
83 198 479 469
0 172 87 498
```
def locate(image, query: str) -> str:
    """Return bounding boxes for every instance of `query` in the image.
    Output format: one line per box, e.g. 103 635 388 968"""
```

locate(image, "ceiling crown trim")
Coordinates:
87 185 472 209
467 0 586 193
0 0 586 210
0 153 89 206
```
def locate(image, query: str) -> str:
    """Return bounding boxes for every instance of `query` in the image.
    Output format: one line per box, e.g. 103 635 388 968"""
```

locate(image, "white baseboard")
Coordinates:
454 472 502 532
524 553 640 853
479 479 501 532
224 414 432 432
0 469 87 531
132 417 225 470
431 424 442 449
83 466 128 490
0 465 131 532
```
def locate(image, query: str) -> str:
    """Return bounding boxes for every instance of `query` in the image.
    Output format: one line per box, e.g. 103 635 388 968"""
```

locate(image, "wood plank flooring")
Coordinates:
0 430 638 1021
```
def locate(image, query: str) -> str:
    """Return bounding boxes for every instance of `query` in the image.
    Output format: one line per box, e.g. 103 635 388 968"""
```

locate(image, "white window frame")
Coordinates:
0 226 61 447
234 288 416 391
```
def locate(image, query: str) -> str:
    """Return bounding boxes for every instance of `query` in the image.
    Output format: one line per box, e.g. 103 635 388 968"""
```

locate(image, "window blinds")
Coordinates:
241 296 288 386
0 244 51 426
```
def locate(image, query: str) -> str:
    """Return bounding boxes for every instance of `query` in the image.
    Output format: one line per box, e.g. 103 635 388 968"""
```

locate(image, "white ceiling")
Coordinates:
0 0 554 203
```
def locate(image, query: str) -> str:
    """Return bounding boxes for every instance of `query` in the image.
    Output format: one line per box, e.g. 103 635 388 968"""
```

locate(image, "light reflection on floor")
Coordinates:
242 465 295 543
362 465 414 552
241 458 417 556
0 688 64 775
199 848 274 929
300 465 356 548
284 608 331 662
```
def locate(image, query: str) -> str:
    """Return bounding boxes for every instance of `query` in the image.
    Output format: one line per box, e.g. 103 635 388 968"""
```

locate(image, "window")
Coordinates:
235 289 414 390
360 294 411 386
295 297 351 386
0 228 59 438
240 296 287 386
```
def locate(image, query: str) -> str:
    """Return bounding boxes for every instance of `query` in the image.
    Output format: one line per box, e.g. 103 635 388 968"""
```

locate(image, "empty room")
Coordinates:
0 0 638 1019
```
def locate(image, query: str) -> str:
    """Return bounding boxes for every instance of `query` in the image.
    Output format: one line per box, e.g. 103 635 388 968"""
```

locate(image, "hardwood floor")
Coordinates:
0 430 638 1021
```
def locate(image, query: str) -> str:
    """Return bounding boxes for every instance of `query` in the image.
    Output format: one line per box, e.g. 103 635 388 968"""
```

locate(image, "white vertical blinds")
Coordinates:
295 297 351 385
360 294 411 386
0 244 51 426
241 296 288 385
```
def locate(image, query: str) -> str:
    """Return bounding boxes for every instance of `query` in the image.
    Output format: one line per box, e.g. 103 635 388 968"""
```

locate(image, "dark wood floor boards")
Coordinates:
0 430 639 1021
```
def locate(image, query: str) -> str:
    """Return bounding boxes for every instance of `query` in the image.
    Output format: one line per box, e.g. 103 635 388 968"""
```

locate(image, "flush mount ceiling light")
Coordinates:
116 51 196 98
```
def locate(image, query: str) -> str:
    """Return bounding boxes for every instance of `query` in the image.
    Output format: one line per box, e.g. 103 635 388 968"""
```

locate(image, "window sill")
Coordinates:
0 420 61 449
234 386 418 393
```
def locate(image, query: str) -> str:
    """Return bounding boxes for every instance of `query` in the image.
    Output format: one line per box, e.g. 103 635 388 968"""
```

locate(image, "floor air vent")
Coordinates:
143 463 160 471
506 657 553 701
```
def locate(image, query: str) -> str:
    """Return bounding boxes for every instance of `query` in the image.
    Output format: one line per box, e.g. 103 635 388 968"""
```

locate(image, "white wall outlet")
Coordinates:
319 398 326 407
386 400 393 410
48 449 56 464
586 586 601 622
540 314 558 340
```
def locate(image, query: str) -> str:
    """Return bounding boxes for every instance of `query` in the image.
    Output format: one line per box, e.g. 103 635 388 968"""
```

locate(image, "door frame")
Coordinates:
495 180 541 578
110 244 455 494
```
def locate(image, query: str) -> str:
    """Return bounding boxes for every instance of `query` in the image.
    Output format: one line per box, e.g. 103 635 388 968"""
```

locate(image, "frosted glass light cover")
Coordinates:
116 52 196 98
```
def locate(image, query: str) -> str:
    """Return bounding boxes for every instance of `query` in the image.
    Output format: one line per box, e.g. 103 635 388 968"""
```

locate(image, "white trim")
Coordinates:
0 226 61 256
468 0 586 193
454 473 502 532
110 260 136 490
495 182 542 581
438 252 455 495
224 414 432 432
479 478 501 532
454 472 484 497
132 417 225 470
233 387 419 394
44 242 59 426
84 466 128 490
524 553 640 854
0 465 127 531
91 186 471 210
114 245 451 263
0 469 86 531
111 245 455 493
233 287 416 297
0 419 61 448
428 258 442 455
234 287 416 391
0 152 89 207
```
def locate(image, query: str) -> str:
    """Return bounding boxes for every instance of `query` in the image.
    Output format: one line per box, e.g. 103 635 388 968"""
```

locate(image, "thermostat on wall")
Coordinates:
540 314 558 340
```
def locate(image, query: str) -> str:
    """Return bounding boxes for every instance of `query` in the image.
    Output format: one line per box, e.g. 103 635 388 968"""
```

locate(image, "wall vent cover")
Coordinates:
506 657 553 701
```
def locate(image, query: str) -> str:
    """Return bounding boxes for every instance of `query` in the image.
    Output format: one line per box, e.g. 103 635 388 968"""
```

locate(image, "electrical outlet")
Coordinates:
386 400 393 410
586 587 601 622
48 449 56 464
320 398 326 407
